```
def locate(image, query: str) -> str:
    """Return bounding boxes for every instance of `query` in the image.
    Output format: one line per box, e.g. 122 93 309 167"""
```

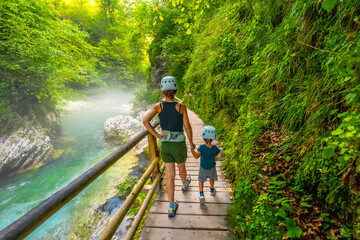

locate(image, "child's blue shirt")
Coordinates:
198 144 221 169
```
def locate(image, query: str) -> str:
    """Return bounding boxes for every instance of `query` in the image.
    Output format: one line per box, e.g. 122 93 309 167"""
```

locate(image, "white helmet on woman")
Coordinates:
201 126 216 140
161 76 177 91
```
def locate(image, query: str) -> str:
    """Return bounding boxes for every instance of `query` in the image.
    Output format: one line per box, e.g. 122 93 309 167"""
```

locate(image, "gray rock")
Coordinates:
0 111 57 177
104 115 145 145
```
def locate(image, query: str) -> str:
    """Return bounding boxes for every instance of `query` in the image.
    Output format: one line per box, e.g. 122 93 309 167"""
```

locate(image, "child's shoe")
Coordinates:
168 200 178 217
182 174 191 192
210 188 216 196
199 192 205 204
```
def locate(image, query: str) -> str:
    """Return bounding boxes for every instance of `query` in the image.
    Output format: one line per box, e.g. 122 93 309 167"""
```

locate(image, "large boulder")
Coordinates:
104 115 145 145
0 112 58 177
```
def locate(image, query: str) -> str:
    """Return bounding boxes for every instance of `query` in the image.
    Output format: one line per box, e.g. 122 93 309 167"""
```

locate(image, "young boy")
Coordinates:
191 126 225 204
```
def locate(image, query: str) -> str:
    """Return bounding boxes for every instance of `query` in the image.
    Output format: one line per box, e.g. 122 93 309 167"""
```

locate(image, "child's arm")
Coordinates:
191 148 201 159
219 150 225 157
216 147 225 161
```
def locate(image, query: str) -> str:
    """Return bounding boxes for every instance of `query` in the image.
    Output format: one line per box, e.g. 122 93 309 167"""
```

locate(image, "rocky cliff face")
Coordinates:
0 111 59 177
150 55 168 87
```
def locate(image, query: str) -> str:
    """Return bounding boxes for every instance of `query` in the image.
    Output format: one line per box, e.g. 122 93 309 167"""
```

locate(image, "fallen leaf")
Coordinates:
313 206 321 213
345 32 356 41
252 183 259 193
312 219 322 228
329 229 335 237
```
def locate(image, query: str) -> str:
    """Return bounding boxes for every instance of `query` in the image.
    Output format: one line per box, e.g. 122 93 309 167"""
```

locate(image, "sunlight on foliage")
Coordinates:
148 0 360 238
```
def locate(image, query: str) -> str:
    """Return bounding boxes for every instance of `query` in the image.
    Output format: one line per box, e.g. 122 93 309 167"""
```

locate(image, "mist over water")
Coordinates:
0 88 142 239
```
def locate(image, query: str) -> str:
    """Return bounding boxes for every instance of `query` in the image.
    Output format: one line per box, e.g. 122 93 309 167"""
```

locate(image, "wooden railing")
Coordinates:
0 121 162 240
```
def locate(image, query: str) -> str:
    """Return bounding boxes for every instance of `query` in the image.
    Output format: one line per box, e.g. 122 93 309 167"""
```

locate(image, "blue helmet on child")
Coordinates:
161 76 177 91
201 126 216 140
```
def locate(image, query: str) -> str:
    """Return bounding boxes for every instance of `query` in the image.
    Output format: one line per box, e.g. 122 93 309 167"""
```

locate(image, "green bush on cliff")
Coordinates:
149 0 360 238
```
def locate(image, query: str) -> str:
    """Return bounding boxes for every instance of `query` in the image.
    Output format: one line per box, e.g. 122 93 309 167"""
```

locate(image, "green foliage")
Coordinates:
322 0 338 13
0 0 95 121
118 177 137 196
1 0 154 123
147 3 194 93
132 90 162 112
50 0 152 88
149 0 360 238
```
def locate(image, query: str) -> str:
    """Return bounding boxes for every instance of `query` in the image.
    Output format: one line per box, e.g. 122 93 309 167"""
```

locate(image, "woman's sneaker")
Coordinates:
182 174 191 192
210 188 216 196
168 200 178 217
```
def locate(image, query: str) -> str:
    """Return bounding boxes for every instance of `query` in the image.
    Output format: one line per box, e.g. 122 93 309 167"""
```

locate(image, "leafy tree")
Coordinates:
0 0 95 122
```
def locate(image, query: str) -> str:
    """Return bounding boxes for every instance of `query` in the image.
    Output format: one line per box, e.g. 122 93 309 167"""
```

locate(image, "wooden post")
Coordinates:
147 133 159 181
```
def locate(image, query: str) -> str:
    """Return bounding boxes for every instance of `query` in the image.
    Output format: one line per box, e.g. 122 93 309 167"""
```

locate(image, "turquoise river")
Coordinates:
0 89 144 239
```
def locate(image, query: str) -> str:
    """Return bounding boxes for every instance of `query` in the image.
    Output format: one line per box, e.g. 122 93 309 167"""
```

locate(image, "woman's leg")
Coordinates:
177 162 187 184
164 162 175 204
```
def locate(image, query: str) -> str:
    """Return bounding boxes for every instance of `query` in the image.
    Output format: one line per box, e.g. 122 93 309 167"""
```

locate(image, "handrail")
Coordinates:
98 158 162 240
0 121 160 240
125 163 165 240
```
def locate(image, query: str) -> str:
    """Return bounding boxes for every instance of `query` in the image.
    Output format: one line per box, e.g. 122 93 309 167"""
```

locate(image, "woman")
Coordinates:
142 76 195 217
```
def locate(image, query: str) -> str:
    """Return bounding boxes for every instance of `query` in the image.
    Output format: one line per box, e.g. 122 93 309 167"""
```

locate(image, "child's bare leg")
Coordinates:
210 179 215 189
199 181 204 192
210 179 216 196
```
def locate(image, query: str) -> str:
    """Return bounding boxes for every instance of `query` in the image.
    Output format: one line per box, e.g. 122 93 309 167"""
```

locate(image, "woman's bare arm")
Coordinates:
181 104 195 150
142 103 166 138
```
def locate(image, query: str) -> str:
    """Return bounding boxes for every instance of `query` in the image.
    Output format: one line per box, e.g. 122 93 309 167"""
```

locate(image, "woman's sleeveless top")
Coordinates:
158 101 183 132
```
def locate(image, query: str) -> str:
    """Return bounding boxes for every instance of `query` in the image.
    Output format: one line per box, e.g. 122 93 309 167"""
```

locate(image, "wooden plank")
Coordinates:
161 186 231 192
180 166 222 171
139 110 233 240
144 213 229 230
149 201 230 215
155 190 232 204
175 170 199 175
164 179 230 188
139 228 235 240
185 160 223 166
173 175 227 182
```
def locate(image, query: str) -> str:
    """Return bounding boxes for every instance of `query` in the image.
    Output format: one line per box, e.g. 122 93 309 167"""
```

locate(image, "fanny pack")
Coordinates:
159 130 186 142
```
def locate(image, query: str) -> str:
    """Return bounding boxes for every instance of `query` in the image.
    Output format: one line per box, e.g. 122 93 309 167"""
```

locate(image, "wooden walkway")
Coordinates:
139 111 234 240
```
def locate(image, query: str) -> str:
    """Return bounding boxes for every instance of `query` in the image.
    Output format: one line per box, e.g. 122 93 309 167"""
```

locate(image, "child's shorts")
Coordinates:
198 166 218 182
